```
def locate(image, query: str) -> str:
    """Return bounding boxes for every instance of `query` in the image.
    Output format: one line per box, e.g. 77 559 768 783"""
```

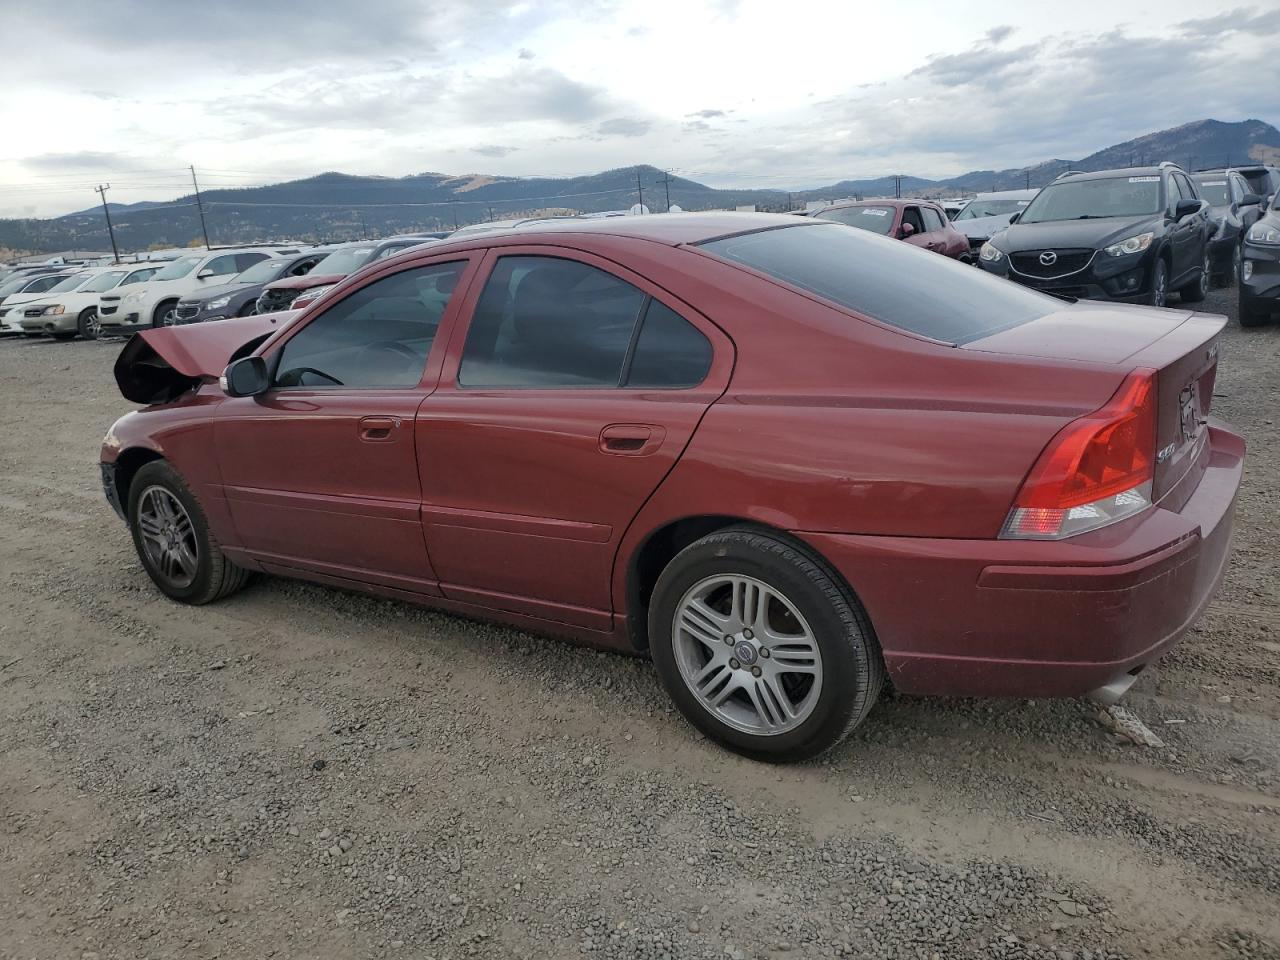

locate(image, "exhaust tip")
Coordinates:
1087 667 1143 706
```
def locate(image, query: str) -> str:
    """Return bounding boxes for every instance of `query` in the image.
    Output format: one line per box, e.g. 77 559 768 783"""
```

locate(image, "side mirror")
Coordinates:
1008 212 1021 224
899 222 916 238
220 356 270 398
197 268 215 279
1174 198 1201 221
1242 193 1262 206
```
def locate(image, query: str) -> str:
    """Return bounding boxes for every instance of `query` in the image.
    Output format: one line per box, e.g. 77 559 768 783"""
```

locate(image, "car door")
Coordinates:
918 205 949 255
1164 174 1195 281
214 256 476 592
900 206 929 250
415 247 734 630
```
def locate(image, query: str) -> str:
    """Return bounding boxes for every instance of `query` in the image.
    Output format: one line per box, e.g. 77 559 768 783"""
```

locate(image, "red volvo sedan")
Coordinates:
101 213 1243 761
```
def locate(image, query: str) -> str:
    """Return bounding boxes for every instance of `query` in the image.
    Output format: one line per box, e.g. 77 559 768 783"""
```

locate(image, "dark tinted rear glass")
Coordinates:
699 223 1057 344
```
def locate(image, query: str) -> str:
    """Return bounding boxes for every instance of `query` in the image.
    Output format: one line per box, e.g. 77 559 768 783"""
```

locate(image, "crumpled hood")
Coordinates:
113 312 296 404
955 213 1019 239
265 272 345 292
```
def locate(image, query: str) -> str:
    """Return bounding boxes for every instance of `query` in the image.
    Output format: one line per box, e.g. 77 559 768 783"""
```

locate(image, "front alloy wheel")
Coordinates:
136 485 200 589
1148 259 1168 308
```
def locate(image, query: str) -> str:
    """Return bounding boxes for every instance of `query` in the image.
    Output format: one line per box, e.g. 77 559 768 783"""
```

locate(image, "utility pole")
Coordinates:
657 169 674 212
1024 170 1031 189
488 205 495 221
358 212 369 239
893 175 903 199
189 165 211 248
95 184 120 263
449 200 459 230
636 167 645 212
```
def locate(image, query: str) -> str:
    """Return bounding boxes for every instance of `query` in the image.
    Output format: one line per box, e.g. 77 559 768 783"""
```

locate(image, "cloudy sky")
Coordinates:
1 0 1278 217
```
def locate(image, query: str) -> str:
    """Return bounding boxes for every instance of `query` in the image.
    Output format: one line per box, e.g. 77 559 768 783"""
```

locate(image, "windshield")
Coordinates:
699 223 1056 344
956 197 1031 220
151 256 203 280
47 272 95 293
82 270 128 293
234 259 285 285
311 247 375 275
1193 179 1231 206
814 206 895 235
1019 177 1162 223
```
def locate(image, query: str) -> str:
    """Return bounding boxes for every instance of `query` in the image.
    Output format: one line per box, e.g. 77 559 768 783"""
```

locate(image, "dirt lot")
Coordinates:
1 287 1278 960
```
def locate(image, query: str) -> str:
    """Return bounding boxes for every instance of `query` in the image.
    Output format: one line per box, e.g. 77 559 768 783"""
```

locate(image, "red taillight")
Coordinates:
1002 370 1157 540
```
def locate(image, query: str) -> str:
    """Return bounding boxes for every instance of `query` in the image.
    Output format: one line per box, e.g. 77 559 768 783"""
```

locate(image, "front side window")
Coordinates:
152 256 202 280
921 207 945 231
1019 177 1163 223
203 255 240 278
273 261 466 389
901 206 925 234
458 256 646 388
700 223 1058 344
813 205 895 236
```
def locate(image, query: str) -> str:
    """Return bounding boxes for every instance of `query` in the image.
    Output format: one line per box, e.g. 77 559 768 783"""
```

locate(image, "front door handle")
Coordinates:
599 423 665 456
359 416 400 442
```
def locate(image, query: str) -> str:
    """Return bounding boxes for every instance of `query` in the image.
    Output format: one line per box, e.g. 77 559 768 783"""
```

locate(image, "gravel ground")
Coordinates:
1 287 1278 960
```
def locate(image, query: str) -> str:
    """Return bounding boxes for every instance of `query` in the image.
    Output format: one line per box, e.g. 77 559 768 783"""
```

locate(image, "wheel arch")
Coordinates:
112 446 166 513
623 514 867 653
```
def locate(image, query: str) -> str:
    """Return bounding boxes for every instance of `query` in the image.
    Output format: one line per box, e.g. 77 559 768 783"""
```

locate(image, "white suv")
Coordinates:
97 248 296 335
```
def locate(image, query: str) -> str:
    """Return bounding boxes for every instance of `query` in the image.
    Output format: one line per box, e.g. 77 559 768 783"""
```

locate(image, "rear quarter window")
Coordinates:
698 223 1058 344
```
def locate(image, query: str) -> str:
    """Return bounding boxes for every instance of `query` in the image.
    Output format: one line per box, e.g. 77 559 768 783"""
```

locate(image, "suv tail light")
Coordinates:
1001 369 1157 540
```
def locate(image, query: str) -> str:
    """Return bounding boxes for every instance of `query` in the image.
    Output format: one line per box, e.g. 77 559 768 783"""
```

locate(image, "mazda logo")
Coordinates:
1039 250 1058 266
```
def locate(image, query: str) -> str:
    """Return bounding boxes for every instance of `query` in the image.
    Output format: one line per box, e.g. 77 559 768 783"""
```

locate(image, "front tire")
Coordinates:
1179 249 1210 303
127 461 252 604
649 527 883 762
1145 258 1169 308
152 300 179 328
77 307 100 340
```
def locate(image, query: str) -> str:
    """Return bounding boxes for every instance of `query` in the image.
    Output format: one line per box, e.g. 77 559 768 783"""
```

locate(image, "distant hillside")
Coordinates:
3 119 1277 254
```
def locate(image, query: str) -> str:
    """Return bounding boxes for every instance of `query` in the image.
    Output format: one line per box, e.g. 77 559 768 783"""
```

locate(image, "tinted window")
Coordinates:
1175 173 1197 202
1020 177 1162 223
25 274 68 293
625 300 712 388
922 207 945 231
699 223 1057 344
273 261 465 389
815 206 895 235
235 252 269 271
459 256 645 387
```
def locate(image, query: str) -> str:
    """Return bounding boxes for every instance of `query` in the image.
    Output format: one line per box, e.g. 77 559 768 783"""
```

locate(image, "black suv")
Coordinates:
1240 191 1280 328
978 163 1212 307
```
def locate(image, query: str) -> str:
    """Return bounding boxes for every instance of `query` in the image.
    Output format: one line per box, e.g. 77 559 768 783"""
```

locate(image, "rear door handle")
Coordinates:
599 423 665 456
359 416 400 442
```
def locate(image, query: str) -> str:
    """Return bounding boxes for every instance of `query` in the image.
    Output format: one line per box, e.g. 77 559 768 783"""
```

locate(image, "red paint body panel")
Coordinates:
101 213 1245 699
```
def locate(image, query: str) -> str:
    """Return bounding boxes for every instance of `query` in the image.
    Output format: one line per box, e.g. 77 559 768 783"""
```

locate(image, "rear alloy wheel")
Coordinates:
128 461 253 604
77 307 100 340
649 528 883 762
1179 249 1209 303
152 301 179 328
1146 259 1169 308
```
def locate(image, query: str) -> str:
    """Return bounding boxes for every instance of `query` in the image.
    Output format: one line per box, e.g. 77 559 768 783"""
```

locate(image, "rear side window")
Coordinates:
626 300 712 388
459 256 645 387
700 223 1057 344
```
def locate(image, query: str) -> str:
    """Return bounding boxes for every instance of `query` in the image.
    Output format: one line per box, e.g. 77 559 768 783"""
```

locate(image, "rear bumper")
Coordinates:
797 423 1244 699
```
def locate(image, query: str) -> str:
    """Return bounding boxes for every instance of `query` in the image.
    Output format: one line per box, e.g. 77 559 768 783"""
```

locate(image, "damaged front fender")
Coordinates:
112 312 297 404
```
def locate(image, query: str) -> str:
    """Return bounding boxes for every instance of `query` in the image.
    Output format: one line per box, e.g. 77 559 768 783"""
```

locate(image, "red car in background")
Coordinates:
102 213 1241 761
807 199 973 261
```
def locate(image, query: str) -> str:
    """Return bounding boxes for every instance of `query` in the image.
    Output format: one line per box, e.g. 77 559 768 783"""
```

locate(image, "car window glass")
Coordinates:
82 270 128 293
700 222 1057 344
901 207 925 233
290 256 321 276
273 261 466 390
459 256 646 388
235 252 269 272
921 207 945 231
47 272 94 293
814 206 895 235
625 300 712 389
204 255 240 277
120 268 156 286
1176 173 1197 201
1165 175 1184 212
28 275 66 293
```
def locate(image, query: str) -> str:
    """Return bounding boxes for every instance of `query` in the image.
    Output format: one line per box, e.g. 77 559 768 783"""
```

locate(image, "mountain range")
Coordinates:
3 118 1278 255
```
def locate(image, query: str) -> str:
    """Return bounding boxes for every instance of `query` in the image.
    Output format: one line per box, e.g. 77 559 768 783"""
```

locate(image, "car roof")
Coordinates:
432 211 810 248
1055 166 1173 183
966 188 1039 200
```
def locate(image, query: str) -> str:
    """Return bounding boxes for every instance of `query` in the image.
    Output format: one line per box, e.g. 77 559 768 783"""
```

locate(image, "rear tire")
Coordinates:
648 527 883 762
127 461 253 604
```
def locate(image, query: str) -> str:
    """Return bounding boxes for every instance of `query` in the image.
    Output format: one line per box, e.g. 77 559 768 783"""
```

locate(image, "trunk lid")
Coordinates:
968 302 1225 503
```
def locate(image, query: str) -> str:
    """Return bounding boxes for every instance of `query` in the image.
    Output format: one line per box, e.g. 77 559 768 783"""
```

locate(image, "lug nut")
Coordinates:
729 658 740 670
743 629 754 640
751 666 762 677
724 635 734 645
760 648 770 659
